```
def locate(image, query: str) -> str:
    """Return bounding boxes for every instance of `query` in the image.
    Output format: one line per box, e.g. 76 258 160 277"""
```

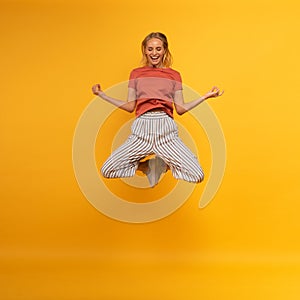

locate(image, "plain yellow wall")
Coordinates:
1 0 300 299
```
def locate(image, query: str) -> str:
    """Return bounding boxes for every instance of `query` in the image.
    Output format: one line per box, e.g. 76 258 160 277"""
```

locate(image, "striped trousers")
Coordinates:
101 111 204 183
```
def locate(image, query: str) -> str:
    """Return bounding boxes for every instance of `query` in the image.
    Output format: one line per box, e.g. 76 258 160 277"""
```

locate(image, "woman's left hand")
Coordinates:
204 86 224 99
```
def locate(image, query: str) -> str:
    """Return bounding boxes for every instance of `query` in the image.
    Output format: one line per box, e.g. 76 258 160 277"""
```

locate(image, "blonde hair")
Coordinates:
141 32 173 68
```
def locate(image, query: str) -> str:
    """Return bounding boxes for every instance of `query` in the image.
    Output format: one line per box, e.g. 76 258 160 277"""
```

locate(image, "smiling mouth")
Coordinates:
150 56 160 61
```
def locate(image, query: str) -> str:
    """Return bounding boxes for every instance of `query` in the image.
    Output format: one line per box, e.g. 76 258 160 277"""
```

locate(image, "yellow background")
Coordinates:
1 0 300 299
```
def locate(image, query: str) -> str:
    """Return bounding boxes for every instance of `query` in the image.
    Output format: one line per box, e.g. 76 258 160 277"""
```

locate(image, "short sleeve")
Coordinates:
128 70 136 89
173 71 183 91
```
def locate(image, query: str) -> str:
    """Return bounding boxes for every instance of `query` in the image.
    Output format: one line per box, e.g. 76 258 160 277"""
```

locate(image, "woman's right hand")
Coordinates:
92 83 103 96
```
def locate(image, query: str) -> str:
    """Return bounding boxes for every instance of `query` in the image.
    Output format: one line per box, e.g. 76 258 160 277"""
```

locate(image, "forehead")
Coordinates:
146 38 164 48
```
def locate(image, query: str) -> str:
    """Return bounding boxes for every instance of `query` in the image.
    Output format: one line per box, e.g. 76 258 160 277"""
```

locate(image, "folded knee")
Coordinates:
198 173 204 183
193 170 204 183
101 165 111 178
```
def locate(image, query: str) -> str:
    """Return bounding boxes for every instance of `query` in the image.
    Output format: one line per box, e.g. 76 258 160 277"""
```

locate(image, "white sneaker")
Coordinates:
146 158 157 187
146 156 167 187
154 156 167 185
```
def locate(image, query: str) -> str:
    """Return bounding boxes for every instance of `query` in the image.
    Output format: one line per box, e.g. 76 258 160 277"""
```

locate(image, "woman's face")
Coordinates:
145 38 166 68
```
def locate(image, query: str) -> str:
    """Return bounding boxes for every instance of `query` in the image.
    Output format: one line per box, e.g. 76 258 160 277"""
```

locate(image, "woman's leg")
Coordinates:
154 117 204 183
101 117 153 178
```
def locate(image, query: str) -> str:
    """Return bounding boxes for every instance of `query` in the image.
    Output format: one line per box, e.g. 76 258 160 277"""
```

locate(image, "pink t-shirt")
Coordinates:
128 66 183 118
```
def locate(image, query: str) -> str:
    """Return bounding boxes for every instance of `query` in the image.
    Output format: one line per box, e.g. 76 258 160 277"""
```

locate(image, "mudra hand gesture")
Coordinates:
92 84 102 96
204 86 224 99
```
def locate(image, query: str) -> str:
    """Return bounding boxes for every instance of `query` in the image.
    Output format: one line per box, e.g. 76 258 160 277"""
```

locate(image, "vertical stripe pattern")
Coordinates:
101 111 204 183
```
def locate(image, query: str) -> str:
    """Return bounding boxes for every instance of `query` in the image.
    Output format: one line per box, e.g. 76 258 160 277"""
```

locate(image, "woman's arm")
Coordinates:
92 84 137 113
174 86 224 115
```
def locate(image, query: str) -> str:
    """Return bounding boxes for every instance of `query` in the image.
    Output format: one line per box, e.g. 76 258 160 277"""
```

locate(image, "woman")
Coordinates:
92 32 223 187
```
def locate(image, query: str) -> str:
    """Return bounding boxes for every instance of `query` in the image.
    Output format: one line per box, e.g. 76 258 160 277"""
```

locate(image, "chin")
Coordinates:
152 62 163 67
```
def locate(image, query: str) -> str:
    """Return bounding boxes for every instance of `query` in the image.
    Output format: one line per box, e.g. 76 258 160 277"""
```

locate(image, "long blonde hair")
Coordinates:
141 32 173 68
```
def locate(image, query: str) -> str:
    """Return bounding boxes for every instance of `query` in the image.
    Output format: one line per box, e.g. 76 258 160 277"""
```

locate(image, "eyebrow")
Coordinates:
147 46 162 49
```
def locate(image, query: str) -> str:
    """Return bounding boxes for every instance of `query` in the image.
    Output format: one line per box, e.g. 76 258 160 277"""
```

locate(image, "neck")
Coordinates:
147 63 165 69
